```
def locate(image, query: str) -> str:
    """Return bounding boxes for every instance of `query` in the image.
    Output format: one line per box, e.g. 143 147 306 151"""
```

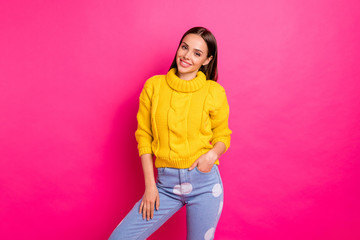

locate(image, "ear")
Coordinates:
202 55 213 66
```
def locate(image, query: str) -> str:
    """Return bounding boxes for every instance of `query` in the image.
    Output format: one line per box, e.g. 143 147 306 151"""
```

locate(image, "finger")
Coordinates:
156 195 160 211
146 202 151 221
142 204 146 220
150 201 154 219
189 160 198 171
139 201 144 214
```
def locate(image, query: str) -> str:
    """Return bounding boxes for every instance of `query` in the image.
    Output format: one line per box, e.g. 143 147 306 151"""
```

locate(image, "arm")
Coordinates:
209 85 232 153
135 79 154 156
135 78 159 220
189 84 232 171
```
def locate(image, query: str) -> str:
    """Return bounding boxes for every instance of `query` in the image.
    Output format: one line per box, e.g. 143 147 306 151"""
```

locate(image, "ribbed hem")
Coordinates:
154 149 220 169
138 146 152 156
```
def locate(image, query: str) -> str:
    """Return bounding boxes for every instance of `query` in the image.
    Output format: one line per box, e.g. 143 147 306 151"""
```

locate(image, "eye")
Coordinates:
195 52 201 57
181 45 188 50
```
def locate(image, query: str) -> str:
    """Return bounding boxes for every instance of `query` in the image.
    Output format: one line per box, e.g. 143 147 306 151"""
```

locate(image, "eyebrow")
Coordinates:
182 41 204 53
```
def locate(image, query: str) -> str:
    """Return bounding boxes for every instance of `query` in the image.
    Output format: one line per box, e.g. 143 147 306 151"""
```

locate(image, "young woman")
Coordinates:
109 26 232 240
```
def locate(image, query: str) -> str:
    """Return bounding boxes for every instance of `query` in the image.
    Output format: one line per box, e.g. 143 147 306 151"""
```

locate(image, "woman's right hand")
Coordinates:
139 185 160 221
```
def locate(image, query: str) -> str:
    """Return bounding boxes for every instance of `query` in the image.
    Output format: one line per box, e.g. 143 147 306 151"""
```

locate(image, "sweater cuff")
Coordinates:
212 136 231 153
138 146 152 157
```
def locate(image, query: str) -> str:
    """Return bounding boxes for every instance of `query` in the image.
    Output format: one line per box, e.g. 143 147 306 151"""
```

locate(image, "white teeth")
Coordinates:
181 60 191 66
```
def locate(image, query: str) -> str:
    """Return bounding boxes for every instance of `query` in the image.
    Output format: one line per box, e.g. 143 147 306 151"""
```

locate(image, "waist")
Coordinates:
154 149 220 168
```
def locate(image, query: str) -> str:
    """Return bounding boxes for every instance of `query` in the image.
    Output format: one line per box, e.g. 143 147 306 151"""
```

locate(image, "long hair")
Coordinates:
169 26 218 82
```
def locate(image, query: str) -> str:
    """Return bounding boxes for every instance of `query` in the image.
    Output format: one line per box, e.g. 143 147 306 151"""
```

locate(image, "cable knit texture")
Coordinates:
135 68 232 168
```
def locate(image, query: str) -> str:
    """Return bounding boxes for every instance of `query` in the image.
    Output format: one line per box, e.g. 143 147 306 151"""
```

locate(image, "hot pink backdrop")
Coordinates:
1 0 359 239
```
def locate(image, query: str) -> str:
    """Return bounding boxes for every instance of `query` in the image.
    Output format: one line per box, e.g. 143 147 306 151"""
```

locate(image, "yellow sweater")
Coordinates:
135 68 232 168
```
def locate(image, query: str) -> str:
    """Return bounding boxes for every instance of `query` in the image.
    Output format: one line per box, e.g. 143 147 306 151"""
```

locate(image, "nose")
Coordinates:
184 50 191 59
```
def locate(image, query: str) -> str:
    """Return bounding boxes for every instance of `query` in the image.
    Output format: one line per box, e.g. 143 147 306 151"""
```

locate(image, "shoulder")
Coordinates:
205 81 230 110
143 74 165 89
206 80 227 97
140 74 166 98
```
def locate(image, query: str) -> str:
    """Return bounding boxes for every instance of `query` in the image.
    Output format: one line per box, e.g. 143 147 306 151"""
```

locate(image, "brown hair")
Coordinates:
169 26 218 82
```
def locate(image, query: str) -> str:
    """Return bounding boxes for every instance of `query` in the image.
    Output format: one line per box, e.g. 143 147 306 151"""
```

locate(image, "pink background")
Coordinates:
1 0 359 239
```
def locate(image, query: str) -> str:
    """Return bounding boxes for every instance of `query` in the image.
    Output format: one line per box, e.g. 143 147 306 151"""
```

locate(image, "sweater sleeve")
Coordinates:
134 79 154 156
209 84 232 153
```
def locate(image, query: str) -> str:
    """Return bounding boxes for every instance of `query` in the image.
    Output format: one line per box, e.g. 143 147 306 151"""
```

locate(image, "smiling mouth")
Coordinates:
179 59 192 67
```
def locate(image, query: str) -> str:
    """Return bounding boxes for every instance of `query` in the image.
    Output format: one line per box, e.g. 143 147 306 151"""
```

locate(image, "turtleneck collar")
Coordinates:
166 68 207 93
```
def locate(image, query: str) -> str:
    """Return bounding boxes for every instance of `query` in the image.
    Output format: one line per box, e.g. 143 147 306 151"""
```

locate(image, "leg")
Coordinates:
186 165 224 240
109 192 183 240
109 168 184 240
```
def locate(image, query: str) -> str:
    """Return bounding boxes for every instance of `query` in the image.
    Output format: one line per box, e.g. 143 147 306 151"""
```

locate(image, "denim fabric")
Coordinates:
108 165 224 240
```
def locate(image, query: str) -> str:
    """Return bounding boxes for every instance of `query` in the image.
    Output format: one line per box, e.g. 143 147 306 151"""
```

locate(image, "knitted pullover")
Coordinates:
135 68 232 168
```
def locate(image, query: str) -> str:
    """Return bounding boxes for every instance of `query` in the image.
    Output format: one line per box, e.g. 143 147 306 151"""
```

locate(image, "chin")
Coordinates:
177 67 193 75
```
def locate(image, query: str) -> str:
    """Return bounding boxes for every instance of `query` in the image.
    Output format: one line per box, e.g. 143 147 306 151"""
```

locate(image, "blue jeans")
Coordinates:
108 165 224 240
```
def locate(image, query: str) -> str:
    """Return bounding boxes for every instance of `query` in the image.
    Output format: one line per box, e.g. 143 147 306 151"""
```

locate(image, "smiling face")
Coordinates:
175 33 213 80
